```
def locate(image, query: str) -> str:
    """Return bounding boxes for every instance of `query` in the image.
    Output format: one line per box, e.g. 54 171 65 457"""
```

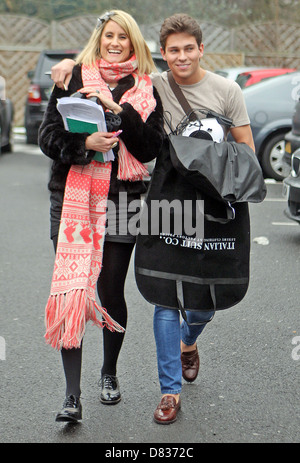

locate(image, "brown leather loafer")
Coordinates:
153 395 181 425
181 346 200 382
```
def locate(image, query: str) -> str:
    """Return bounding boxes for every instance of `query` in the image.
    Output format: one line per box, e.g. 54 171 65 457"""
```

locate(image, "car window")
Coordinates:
214 70 228 78
152 57 169 73
37 53 78 84
236 74 250 88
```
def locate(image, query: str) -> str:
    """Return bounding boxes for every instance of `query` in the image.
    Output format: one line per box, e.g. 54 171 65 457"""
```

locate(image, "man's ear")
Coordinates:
199 42 204 58
160 47 167 61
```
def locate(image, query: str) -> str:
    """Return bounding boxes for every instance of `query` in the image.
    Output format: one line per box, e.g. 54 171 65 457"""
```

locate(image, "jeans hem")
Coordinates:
181 339 198 347
161 389 181 394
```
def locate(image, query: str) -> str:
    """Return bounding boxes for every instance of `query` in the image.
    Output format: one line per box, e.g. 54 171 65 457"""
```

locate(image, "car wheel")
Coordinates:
1 141 12 152
26 129 38 145
261 133 291 181
1 123 13 153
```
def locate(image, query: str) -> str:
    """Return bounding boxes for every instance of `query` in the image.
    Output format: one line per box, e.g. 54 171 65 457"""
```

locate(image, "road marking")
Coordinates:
272 222 298 226
14 143 42 156
253 236 269 245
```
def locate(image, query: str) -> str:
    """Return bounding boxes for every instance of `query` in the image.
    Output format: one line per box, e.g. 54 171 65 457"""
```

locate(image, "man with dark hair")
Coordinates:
159 13 203 50
150 13 254 425
153 14 254 147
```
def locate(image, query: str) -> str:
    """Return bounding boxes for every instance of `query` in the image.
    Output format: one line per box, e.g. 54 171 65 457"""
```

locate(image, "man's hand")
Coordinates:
51 59 76 90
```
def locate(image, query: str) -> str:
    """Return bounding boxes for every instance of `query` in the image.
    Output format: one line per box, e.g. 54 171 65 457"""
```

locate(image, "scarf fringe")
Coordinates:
45 289 125 350
117 142 149 181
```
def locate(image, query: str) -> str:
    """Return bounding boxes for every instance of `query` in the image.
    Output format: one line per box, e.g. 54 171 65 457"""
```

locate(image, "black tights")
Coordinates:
97 240 135 377
52 236 134 397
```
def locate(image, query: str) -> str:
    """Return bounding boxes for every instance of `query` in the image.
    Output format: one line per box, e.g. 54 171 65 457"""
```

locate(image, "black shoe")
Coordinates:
55 395 82 422
100 374 121 405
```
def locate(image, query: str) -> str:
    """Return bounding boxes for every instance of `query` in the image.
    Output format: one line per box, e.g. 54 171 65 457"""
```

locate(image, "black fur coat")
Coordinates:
38 64 164 196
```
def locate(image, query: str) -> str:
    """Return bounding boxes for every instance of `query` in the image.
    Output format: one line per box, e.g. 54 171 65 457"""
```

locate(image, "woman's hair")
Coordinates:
76 10 156 75
160 13 203 51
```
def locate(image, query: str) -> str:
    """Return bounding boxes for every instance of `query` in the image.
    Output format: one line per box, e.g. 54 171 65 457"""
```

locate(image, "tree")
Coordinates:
0 0 299 25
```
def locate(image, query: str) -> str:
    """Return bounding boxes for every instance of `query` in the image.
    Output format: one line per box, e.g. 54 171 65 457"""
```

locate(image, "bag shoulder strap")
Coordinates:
167 70 197 121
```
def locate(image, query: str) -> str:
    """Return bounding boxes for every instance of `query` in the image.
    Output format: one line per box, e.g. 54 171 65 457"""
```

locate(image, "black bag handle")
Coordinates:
166 79 237 224
167 71 198 121
176 280 215 326
196 191 236 224
167 70 233 128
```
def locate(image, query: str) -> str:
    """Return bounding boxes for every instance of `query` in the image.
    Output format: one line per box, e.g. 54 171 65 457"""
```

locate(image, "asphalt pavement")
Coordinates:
0 135 299 447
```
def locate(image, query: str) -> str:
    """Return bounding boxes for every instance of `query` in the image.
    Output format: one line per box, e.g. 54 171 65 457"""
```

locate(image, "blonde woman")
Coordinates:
39 10 164 422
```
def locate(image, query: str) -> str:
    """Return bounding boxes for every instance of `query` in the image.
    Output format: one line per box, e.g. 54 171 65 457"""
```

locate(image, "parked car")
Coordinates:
284 99 300 165
214 66 263 81
241 71 300 180
25 49 81 144
282 100 300 222
283 148 300 223
236 68 297 89
25 50 168 145
0 77 14 154
152 52 169 73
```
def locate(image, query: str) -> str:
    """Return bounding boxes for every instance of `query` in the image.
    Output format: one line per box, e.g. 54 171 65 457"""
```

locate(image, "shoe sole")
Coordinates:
100 397 121 405
182 375 198 383
55 414 82 423
153 416 178 425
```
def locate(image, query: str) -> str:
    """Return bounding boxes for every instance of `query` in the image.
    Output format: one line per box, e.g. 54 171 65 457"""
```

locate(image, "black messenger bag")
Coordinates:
134 137 252 322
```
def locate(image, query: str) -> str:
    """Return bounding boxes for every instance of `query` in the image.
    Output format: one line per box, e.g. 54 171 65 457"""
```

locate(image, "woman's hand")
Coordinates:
51 59 76 90
79 87 123 114
85 131 120 153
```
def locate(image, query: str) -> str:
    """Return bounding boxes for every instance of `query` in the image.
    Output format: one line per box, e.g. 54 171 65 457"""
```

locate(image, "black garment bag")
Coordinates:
134 137 251 321
134 72 265 323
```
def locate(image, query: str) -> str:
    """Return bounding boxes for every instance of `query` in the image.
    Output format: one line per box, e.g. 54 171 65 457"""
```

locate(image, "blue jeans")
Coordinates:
153 306 214 394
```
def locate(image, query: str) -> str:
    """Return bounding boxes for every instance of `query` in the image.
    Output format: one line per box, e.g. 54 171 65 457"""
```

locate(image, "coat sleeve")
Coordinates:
38 65 93 166
117 86 164 163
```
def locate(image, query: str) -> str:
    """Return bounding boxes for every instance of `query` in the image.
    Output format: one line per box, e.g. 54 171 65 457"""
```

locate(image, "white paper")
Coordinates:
57 97 114 161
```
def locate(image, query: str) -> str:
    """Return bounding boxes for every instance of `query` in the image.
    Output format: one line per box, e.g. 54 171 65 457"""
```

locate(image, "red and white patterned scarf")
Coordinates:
44 56 156 350
82 55 156 180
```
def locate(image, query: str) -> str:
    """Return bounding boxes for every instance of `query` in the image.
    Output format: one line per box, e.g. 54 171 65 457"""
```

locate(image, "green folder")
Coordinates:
93 152 105 162
66 117 98 134
66 117 105 162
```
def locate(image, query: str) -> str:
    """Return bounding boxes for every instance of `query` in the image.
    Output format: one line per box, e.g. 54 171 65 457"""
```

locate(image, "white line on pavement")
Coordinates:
272 222 298 226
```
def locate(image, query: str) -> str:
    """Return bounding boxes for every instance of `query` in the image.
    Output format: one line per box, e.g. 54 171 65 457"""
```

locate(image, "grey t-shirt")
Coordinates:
151 70 250 136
